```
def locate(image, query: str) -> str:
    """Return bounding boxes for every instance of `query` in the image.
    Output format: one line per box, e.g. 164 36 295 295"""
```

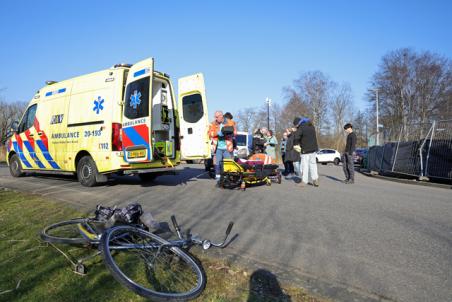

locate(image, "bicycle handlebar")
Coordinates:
170 215 234 250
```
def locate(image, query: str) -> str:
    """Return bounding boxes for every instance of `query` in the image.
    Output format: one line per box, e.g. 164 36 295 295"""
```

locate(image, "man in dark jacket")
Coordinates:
293 117 319 187
342 123 357 184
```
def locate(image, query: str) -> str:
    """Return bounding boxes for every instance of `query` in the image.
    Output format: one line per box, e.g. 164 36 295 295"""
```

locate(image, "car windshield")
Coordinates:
236 134 247 146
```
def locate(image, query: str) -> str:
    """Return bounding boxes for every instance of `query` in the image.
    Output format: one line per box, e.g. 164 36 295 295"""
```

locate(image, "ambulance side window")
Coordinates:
18 104 37 133
182 93 203 123
124 76 150 119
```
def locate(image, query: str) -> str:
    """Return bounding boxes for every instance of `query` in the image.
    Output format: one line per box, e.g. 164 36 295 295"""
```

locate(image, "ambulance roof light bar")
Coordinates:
113 63 132 68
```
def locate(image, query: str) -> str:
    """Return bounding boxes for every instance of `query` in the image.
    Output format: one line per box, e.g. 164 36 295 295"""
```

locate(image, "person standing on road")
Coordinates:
342 123 356 184
224 112 238 152
284 128 299 181
208 111 234 180
281 131 289 175
264 130 278 162
293 117 319 187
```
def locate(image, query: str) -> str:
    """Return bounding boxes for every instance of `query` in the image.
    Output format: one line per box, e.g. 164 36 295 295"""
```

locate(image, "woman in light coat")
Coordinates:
264 130 278 162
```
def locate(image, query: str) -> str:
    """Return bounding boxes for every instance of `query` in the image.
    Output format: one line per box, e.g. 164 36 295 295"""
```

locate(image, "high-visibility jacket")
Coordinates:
208 120 234 153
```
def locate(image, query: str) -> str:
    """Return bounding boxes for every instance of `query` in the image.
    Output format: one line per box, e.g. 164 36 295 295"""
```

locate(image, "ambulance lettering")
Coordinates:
50 114 64 125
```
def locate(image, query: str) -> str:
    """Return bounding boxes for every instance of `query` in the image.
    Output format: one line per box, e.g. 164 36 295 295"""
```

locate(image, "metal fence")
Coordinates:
367 120 452 181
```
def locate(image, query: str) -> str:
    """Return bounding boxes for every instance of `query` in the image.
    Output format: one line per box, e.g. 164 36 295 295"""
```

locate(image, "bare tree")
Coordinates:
295 71 333 134
236 107 257 132
369 48 452 140
331 83 353 150
280 87 309 126
0 99 27 144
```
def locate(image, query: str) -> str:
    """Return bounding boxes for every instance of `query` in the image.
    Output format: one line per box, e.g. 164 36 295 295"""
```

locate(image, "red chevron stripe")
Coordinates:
24 129 35 150
14 133 23 150
8 138 12 151
34 117 49 149
121 130 134 148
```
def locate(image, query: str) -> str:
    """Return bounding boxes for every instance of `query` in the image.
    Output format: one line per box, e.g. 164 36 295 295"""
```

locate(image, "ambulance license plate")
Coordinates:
128 150 146 159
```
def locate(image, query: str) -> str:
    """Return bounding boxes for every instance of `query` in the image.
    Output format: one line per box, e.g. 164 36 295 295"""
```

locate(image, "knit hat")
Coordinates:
300 117 310 125
293 117 301 126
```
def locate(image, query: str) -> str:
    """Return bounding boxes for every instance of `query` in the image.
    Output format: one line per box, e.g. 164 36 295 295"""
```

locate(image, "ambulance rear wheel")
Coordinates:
77 156 99 187
9 154 25 177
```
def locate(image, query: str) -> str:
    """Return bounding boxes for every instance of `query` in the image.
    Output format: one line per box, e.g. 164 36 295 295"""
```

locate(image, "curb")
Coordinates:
358 169 451 190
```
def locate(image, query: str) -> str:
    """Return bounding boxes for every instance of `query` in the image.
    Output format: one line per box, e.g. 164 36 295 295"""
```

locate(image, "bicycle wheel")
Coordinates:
101 225 206 301
40 218 102 245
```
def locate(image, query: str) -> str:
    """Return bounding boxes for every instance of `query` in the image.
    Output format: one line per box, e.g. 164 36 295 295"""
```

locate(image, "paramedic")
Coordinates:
209 111 234 180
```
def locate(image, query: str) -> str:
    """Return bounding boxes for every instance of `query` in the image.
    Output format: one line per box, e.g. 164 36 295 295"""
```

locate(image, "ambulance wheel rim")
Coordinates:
81 164 92 179
12 161 19 172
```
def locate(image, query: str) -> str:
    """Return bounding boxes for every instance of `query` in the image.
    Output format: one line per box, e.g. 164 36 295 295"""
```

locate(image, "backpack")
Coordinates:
94 203 143 225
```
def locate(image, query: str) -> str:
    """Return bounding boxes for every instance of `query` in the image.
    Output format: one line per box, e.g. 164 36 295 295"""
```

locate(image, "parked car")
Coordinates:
233 131 253 158
354 148 368 166
316 149 341 165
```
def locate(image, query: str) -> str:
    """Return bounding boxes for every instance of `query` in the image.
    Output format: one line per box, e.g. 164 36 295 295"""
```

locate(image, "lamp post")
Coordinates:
372 89 380 145
265 97 271 130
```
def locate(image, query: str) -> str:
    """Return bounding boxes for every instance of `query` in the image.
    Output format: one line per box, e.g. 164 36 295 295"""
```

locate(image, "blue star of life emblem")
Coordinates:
93 96 104 114
130 90 142 109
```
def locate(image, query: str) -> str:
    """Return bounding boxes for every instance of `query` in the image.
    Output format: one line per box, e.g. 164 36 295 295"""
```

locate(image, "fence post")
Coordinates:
392 125 403 172
418 123 434 181
424 121 436 178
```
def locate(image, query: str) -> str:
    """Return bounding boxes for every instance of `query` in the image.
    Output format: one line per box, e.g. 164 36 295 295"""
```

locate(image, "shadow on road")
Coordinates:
247 269 291 301
323 175 343 182
108 167 208 187
21 166 209 188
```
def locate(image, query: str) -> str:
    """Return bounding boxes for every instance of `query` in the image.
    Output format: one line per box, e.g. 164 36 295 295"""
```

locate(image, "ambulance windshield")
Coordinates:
124 77 150 119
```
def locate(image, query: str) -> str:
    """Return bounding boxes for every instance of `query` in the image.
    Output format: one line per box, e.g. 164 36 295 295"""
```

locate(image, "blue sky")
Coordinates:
1 0 451 115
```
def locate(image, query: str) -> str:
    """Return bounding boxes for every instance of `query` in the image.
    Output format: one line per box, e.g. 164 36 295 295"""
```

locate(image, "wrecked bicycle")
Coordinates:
40 204 235 301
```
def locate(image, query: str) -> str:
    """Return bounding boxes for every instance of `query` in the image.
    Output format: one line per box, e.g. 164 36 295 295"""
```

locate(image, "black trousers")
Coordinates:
282 154 294 174
341 153 355 181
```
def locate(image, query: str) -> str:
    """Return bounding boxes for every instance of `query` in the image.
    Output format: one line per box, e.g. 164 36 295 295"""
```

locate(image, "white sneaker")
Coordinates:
215 175 221 180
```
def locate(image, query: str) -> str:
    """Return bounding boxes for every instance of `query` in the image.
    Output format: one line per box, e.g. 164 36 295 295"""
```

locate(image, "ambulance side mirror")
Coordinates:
7 120 19 137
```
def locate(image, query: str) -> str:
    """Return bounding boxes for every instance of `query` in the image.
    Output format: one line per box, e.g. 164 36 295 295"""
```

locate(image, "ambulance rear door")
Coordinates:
177 73 211 160
122 58 154 163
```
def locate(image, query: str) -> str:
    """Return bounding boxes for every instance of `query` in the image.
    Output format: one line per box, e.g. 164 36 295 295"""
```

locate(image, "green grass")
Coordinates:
0 189 326 302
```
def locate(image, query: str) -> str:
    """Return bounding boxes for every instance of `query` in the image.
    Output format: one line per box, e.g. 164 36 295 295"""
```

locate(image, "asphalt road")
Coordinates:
0 163 451 302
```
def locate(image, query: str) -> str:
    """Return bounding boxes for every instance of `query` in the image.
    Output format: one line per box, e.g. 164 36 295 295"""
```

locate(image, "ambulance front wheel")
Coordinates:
77 156 100 187
9 154 25 177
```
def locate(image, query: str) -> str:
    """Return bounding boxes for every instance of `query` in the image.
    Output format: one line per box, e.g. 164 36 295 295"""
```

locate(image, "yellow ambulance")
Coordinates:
5 58 211 186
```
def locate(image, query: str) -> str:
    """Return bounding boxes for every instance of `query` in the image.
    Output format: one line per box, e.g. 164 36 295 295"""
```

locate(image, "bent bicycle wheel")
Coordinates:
101 225 206 301
40 218 101 245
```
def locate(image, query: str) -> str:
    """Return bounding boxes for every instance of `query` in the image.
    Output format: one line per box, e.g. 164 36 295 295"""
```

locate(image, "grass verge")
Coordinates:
0 189 326 302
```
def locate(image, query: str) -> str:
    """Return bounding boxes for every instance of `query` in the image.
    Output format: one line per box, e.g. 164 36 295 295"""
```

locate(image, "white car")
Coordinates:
316 149 341 165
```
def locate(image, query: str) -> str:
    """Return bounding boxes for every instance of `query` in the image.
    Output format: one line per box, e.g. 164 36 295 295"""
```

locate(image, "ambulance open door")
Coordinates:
177 73 211 160
121 58 154 163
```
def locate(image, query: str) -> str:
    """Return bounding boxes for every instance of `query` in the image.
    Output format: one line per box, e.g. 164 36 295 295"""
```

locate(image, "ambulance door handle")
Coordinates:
29 133 34 137
37 131 43 136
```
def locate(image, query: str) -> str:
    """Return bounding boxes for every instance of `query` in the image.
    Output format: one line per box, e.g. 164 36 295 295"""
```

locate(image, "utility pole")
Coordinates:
265 97 271 130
